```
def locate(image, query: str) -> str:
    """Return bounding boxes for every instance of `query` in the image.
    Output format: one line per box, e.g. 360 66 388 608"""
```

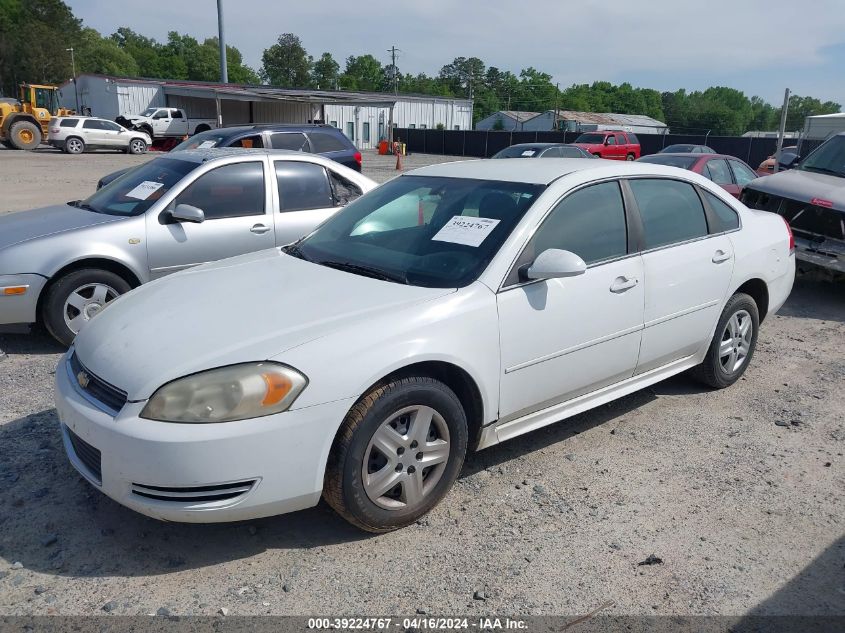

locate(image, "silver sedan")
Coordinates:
0 148 376 345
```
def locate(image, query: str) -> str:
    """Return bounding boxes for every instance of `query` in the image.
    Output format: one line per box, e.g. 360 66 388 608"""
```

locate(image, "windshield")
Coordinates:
574 133 605 144
492 146 543 158
798 136 845 178
289 175 545 288
637 155 698 169
139 108 157 117
76 158 196 216
172 130 231 151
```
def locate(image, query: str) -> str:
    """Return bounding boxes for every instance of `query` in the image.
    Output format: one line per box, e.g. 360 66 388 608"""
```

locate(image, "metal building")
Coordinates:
474 111 542 131
58 74 473 149
475 109 667 134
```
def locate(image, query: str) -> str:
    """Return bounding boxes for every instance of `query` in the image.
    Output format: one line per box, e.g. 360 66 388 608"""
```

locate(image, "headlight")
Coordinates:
140 362 307 423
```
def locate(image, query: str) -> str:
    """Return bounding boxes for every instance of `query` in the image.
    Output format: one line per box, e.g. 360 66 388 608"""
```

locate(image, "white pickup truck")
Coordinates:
117 107 218 140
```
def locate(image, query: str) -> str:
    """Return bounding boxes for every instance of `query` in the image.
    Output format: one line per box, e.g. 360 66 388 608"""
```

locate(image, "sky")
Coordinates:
67 0 845 108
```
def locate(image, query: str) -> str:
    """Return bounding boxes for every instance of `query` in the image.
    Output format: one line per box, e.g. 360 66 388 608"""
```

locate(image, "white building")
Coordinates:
802 112 845 141
58 74 473 149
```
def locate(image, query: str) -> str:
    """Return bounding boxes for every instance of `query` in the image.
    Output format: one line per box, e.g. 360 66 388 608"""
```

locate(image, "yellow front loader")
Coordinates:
0 83 75 150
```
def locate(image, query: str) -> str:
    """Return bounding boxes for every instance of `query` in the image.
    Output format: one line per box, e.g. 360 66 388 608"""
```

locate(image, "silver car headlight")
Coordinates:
140 362 307 423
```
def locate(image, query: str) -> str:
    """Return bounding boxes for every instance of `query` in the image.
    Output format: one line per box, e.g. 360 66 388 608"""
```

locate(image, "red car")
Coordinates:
637 152 761 198
572 130 640 160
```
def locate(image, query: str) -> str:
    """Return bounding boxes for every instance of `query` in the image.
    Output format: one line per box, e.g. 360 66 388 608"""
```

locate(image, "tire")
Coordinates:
9 120 41 150
42 269 131 346
194 124 210 133
626 153 636 161
127 138 147 154
64 136 85 154
324 376 469 533
691 292 759 389
593 153 602 158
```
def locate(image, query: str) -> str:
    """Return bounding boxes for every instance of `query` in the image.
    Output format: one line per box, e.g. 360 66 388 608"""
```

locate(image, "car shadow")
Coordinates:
0 326 65 356
777 270 845 324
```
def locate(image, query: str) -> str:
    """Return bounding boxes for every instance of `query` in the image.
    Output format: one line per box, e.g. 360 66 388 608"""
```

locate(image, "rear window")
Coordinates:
626 133 639 144
270 132 309 151
637 155 698 170
59 118 79 128
575 133 606 144
309 130 349 153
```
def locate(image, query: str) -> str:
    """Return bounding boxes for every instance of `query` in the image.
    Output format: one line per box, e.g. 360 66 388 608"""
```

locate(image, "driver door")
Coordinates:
145 159 275 278
496 180 645 422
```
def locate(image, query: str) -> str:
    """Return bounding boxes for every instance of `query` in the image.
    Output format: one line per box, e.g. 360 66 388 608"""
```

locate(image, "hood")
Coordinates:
747 169 845 210
73 249 455 400
0 205 126 251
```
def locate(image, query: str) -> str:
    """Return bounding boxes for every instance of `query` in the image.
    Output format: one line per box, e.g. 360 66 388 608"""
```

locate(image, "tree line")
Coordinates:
1 1 839 135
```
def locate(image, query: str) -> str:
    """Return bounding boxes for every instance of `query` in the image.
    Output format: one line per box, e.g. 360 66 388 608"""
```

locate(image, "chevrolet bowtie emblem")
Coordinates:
77 371 90 389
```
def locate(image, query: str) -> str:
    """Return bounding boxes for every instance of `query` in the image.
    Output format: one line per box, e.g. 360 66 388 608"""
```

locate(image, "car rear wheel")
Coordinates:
626 153 636 161
42 269 131 346
323 376 468 532
64 137 85 154
128 138 147 154
691 292 759 388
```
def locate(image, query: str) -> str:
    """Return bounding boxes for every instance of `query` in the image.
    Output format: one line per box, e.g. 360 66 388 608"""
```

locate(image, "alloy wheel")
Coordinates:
130 139 145 153
63 283 119 334
362 405 450 510
67 139 83 154
719 309 753 373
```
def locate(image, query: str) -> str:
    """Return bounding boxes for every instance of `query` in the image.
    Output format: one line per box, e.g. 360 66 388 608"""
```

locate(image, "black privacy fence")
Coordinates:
393 128 822 168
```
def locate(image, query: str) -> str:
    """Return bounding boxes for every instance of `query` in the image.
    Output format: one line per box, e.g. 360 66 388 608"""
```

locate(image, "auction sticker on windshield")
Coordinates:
125 181 165 200
432 216 500 247
197 140 216 149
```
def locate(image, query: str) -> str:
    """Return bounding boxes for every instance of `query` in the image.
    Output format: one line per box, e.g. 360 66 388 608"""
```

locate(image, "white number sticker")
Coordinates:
197 140 216 149
125 181 164 200
432 216 501 247
521 150 536 157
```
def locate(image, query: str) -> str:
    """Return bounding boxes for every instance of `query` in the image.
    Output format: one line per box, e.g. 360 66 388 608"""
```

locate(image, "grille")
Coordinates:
68 352 128 414
131 480 257 503
65 425 102 484
743 189 845 241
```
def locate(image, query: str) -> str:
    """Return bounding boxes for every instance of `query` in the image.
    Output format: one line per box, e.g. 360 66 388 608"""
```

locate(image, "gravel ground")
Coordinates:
0 148 843 618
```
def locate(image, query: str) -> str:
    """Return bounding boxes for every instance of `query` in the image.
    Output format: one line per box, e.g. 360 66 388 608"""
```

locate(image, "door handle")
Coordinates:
250 224 271 234
712 250 732 264
610 276 639 293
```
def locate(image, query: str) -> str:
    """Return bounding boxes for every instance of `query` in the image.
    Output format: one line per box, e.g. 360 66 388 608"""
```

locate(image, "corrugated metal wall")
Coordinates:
59 77 165 120
324 100 473 149
252 100 319 124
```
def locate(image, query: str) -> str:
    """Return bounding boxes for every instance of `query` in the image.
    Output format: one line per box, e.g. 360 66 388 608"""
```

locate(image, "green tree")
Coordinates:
783 95 841 130
340 54 383 91
75 27 138 76
311 52 339 89
260 33 311 87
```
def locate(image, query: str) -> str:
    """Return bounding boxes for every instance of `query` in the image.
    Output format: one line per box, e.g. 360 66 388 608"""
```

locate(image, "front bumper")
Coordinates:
0 273 47 325
54 352 355 522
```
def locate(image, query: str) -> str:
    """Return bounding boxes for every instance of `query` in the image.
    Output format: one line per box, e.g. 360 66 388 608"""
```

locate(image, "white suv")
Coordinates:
48 117 151 155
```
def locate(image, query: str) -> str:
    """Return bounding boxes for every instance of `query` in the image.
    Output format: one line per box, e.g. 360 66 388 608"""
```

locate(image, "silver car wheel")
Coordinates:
66 138 84 154
63 283 119 334
130 139 146 154
362 405 450 510
719 309 753 373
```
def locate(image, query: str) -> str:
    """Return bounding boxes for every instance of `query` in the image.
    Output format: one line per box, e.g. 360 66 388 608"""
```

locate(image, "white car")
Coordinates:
47 117 151 154
54 159 795 532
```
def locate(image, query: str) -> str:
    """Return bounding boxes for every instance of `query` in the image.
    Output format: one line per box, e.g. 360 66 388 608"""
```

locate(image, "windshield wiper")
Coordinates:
318 260 408 284
801 166 845 178
68 200 101 213
282 242 311 262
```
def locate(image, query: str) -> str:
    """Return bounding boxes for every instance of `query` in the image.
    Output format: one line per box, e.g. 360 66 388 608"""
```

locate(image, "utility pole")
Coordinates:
553 82 559 131
387 45 399 94
774 88 790 174
217 0 228 83
66 47 79 112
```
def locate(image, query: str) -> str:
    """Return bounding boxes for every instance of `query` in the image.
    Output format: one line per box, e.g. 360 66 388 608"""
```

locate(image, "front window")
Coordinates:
139 108 158 117
288 175 545 288
575 133 606 144
798 135 845 178
75 158 196 216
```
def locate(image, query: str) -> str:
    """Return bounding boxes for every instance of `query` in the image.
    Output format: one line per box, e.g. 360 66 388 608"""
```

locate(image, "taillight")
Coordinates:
354 151 362 167
50 127 60 133
781 216 795 252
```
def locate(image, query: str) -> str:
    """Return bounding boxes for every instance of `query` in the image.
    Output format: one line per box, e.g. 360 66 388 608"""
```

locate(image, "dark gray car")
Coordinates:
492 143 597 159
0 148 375 345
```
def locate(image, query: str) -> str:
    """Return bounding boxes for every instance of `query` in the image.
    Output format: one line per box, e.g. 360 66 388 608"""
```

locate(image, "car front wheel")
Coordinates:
324 376 468 532
692 292 759 388
42 269 131 346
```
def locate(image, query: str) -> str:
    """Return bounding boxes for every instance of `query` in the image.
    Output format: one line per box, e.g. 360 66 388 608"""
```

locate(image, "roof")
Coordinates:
553 110 667 128
164 147 318 164
491 111 542 122
61 73 473 106
407 158 609 184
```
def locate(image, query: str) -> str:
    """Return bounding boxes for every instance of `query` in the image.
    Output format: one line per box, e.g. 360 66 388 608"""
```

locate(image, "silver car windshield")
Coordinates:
288 175 545 288
76 158 196 217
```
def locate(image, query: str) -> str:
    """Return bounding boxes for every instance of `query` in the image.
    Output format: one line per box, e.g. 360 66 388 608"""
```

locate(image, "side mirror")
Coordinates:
523 249 587 281
778 152 799 170
170 204 205 223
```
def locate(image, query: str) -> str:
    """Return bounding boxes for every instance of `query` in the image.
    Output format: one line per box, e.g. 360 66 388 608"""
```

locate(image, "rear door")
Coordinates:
145 158 275 278
168 109 188 135
628 178 734 374
727 159 758 195
271 159 343 245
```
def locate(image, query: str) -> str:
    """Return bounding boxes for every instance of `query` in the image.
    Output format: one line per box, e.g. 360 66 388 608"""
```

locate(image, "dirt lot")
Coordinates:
0 148 843 618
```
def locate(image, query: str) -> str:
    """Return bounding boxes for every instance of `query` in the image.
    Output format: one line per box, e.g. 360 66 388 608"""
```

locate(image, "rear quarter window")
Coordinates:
703 190 740 232
309 131 349 153
59 118 79 128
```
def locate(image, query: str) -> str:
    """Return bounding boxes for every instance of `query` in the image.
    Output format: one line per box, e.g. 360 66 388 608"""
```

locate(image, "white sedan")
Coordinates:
55 158 795 532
